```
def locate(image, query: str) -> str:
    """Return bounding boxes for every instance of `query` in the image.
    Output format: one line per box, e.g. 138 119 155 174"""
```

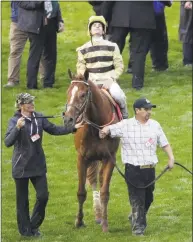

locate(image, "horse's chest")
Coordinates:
79 137 119 161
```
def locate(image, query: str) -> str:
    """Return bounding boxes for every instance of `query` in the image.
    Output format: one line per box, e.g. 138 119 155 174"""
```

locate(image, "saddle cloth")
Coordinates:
101 88 122 121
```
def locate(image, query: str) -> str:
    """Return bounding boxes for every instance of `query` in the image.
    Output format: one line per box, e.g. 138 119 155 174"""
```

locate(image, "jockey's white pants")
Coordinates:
109 82 126 108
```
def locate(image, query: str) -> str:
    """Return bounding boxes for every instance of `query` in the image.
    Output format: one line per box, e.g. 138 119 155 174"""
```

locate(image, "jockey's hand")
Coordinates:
99 126 110 139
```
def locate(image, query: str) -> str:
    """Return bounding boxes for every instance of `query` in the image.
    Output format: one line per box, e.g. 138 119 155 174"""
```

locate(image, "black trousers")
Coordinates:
14 174 49 236
128 13 168 71
110 27 152 88
183 43 193 65
41 18 57 87
125 164 155 234
150 13 168 70
27 27 45 89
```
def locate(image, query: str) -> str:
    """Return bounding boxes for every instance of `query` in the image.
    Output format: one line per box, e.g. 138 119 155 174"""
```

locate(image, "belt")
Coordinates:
140 164 155 169
87 65 114 73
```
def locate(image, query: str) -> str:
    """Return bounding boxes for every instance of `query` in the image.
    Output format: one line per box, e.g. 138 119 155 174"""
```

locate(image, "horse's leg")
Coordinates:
100 159 114 232
86 161 102 224
75 155 87 228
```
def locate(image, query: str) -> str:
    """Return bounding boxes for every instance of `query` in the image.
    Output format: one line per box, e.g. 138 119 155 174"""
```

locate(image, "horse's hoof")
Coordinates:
95 218 101 224
102 225 109 233
75 219 86 228
101 220 108 232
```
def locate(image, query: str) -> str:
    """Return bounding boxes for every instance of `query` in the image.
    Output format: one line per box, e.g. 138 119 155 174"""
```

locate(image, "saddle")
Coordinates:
101 88 122 121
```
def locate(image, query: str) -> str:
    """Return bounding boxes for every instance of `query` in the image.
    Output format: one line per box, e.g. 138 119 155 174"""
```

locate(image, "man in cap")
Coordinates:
99 98 174 236
4 93 83 237
76 15 128 119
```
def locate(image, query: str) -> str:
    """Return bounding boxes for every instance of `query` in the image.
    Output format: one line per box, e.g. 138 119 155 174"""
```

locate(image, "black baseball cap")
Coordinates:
133 98 156 109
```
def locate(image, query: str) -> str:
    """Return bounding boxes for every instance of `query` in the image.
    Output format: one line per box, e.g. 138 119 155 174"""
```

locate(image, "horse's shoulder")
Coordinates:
76 41 91 52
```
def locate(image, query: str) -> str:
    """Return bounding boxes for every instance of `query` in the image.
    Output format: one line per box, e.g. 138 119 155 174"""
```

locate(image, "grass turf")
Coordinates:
1 2 192 242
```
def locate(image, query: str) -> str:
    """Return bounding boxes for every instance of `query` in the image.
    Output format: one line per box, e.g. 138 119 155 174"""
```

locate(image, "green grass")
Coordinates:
1 2 192 242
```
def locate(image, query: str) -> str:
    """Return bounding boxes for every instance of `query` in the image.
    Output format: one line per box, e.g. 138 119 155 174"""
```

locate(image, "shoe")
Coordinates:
125 68 132 74
27 87 38 90
134 87 142 91
128 213 132 224
43 86 53 88
184 64 192 67
32 229 41 237
20 231 33 237
152 67 168 72
132 228 144 236
132 231 144 236
3 81 19 88
120 106 129 119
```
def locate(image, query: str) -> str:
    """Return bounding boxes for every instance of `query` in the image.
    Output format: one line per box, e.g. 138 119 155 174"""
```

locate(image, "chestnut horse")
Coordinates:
63 70 120 232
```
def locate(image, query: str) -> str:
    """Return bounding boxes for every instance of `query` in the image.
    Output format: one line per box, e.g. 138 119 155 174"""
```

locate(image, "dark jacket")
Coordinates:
88 1 103 15
51 3 64 33
101 1 156 29
4 111 76 178
17 1 63 34
11 1 19 22
17 1 44 34
56 4 63 24
179 1 193 44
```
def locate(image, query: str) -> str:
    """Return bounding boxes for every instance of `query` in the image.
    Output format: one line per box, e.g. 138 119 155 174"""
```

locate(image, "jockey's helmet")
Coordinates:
88 16 107 35
15 93 35 109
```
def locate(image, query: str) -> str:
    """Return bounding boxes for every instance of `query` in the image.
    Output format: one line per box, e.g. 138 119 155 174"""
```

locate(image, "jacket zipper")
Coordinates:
13 154 22 168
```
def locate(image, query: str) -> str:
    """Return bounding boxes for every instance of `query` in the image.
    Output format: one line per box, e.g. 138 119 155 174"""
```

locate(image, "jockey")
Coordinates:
76 15 128 119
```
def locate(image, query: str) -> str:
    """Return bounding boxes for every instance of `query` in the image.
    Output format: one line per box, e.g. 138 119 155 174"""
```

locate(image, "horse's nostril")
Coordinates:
69 117 73 122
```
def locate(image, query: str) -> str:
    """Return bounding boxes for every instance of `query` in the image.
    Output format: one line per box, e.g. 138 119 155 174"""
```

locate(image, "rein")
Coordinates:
103 141 192 188
31 114 63 119
83 112 116 130
115 161 192 189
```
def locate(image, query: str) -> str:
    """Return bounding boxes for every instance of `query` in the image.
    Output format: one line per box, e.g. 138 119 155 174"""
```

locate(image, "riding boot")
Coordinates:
120 104 129 119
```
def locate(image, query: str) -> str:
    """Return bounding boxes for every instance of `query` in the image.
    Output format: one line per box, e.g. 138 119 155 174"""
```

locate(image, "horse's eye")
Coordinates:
80 93 86 99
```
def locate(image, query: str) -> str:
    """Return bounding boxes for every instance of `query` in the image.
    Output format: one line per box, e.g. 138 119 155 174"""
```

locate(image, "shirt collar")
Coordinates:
92 36 103 43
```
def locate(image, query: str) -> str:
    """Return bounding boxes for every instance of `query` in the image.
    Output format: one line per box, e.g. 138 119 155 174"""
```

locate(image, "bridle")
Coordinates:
64 80 115 129
64 81 91 121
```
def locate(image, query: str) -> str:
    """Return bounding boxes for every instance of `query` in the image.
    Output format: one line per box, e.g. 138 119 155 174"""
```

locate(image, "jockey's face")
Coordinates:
90 22 104 36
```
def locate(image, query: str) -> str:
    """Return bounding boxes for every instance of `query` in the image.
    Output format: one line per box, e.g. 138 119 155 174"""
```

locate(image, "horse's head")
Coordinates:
63 69 90 126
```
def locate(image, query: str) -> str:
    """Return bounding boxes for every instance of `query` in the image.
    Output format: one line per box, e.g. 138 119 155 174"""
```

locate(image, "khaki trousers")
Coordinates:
8 22 28 83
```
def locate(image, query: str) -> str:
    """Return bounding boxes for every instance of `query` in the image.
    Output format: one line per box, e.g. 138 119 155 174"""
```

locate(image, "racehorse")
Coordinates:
63 70 120 232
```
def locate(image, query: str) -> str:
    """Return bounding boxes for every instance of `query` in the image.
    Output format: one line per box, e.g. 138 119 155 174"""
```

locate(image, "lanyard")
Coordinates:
22 113 39 136
31 113 39 135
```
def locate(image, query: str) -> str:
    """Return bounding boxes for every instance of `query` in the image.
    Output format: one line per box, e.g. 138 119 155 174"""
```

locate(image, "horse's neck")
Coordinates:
87 81 111 124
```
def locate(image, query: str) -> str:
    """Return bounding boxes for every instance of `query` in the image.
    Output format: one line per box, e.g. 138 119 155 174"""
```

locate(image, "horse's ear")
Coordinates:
84 69 89 82
68 69 73 80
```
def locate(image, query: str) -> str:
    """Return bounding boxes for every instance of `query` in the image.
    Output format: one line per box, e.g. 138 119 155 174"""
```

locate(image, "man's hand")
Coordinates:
168 158 175 170
16 117 25 130
99 126 110 139
184 1 192 9
58 22 64 32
